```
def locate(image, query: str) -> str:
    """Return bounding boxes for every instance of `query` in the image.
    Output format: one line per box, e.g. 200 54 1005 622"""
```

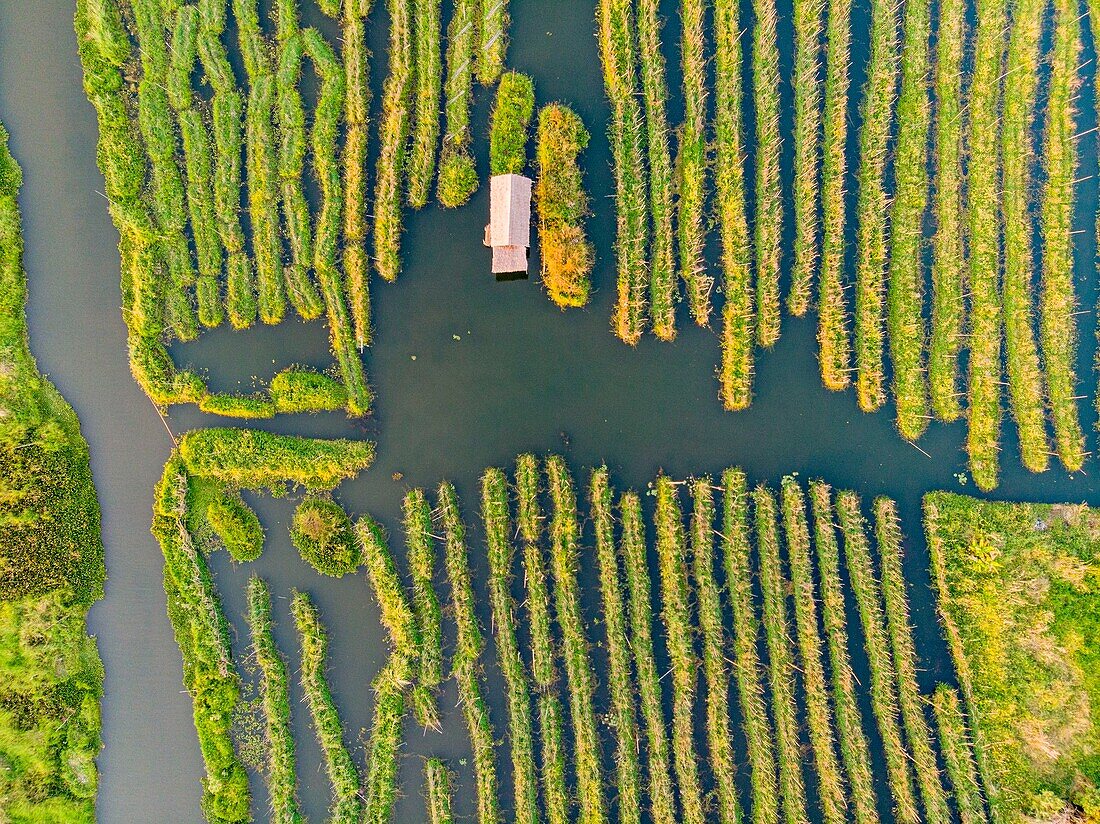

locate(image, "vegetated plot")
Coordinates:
885 0 932 442
343 0 372 346
925 492 1100 820
1040 0 1086 474
965 0 1009 491
596 0 651 344
438 0 480 207
928 0 966 423
853 0 901 412
1000 0 1050 473
816 0 853 391
408 0 444 210
489 71 535 177
404 489 443 729
713 0 755 410
753 0 784 348
74 0 371 418
930 686 987 824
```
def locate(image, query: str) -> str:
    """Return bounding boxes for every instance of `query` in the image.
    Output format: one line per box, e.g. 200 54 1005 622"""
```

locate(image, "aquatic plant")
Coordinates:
930 686 988 824
481 468 538 824
1000 0 1049 472
873 498 950 822
753 486 810 824
713 0 755 409
545 456 606 824
619 491 677 824
596 0 651 344
515 456 570 824
408 0 442 209
535 104 593 308
403 489 442 728
781 478 846 822
690 479 742 824
835 492 919 823
808 482 879 824
886 0 932 441
654 477 704 824
425 758 454 824
477 0 509 83
438 482 501 824
198 392 275 419
928 0 966 421
375 0 414 281
589 469 642 824
206 489 263 562
343 0 372 345
853 0 900 411
1040 0 1086 473
816 0 853 390
789 0 825 317
636 0 676 340
721 470 779 824
290 590 362 824
753 0 783 347
245 577 302 824
679 0 712 325
489 71 535 176
437 0 479 207
269 367 348 414
291 497 360 577
965 0 1009 491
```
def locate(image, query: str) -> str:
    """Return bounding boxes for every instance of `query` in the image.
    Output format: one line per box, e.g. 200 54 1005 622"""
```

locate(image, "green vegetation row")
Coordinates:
489 72 535 176
407 0 442 210
930 686 987 824
343 0 372 346
0 121 105 820
438 0 479 207
536 104 593 309
678 0 711 325
404 489 443 729
753 0 783 348
425 758 454 824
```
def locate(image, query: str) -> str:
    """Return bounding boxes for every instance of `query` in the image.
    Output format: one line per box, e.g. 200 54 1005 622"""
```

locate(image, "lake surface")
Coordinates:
1 0 1098 820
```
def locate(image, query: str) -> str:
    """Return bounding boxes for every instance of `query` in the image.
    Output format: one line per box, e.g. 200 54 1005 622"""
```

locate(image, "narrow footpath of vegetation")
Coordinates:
853 0 901 413
590 469 642 824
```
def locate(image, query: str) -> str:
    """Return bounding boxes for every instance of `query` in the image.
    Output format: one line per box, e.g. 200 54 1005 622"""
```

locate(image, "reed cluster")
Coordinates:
808 483 879 824
439 482 501 824
438 0 479 207
713 0 755 409
536 104 593 308
291 496 361 578
690 479 742 824
753 486 810 823
489 72 535 176
481 468 538 824
928 0 966 421
589 469 642 824
362 660 407 824
789 0 825 318
407 0 442 209
1000 0 1049 471
545 456 606 824
596 0 651 344
478 0 510 83
636 0 676 341
425 758 454 824
199 392 275 419
269 367 348 413
515 456 570 824
290 590 362 824
817 0 853 390
965 0 1009 491
679 0 712 325
206 489 264 562
342 0 371 346
654 477 705 824
403 489 442 728
781 478 846 822
374 0 414 281
245 577 301 824
930 686 988 824
720 470 779 823
753 0 783 347
853 0 900 412
835 492 919 823
886 0 931 441
1040 0 1086 473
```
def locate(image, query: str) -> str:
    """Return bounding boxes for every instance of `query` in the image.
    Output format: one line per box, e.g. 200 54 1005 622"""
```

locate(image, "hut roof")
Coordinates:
487 174 532 248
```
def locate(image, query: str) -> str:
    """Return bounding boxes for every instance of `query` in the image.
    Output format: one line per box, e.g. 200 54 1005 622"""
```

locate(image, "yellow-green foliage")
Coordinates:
178 428 374 491
535 104 593 309
678 0 712 325
290 590 362 824
198 392 276 419
489 72 535 176
270 367 348 414
245 577 302 824
403 489 442 729
753 0 783 348
291 496 360 577
425 758 454 824
343 0 371 345
375 0 414 281
477 0 509 83
437 0 479 207
408 0 442 209
0 121 104 820
206 489 264 561
925 493 1100 820
930 686 987 824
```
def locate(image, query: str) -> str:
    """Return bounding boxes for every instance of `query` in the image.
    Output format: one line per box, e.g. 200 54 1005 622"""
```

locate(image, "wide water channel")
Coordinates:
2 0 1099 821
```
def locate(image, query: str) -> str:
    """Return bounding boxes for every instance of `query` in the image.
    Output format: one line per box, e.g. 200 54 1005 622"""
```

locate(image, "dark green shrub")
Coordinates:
291 497 360 577
437 155 478 208
206 491 264 562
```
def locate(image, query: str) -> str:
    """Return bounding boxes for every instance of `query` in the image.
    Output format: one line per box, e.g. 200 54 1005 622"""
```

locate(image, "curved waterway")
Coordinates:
2 0 1099 821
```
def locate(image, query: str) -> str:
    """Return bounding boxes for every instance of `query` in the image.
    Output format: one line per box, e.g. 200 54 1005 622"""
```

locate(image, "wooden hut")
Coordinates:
483 173 532 274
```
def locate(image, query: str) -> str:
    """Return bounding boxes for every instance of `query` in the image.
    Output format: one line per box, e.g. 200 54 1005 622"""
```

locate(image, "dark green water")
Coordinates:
1 0 1098 820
